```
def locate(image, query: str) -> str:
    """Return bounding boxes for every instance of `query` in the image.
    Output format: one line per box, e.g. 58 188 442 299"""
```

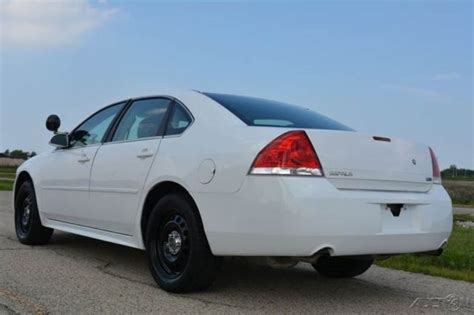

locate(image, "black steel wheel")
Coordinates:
15 181 53 245
146 193 221 292
18 194 33 235
156 213 190 278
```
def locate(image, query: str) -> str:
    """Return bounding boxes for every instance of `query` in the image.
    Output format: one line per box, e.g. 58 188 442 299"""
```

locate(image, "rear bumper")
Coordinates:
194 177 452 256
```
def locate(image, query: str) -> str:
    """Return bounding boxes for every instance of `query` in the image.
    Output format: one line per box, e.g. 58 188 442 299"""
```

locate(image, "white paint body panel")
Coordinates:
88 138 161 235
306 130 433 192
197 177 451 256
15 89 453 257
36 145 99 224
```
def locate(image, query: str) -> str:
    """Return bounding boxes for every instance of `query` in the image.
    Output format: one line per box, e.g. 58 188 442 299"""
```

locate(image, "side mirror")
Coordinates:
49 133 69 148
46 115 61 133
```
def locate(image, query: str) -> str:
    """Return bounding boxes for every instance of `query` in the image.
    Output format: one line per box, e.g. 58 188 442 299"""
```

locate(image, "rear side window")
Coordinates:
204 92 353 131
165 103 193 136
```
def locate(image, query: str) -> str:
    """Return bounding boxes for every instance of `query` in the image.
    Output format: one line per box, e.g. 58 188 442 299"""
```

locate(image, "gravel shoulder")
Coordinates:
1 191 473 314
454 207 474 216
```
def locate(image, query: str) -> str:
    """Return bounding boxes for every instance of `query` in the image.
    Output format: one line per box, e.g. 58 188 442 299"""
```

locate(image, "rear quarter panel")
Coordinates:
142 92 295 195
136 92 298 247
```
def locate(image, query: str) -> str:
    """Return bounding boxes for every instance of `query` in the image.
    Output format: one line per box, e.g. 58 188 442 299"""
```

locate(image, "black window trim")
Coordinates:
162 100 195 138
102 99 137 143
104 96 173 144
158 100 175 137
103 95 194 144
67 95 195 149
67 99 131 149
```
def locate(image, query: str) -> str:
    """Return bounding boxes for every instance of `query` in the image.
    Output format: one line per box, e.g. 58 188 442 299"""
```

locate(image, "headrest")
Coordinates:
137 115 161 138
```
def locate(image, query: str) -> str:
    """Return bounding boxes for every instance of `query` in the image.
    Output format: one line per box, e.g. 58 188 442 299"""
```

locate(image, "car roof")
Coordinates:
126 89 202 102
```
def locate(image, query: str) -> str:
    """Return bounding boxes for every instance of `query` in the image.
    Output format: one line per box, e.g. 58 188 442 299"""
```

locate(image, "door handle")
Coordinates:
78 154 90 163
136 148 154 159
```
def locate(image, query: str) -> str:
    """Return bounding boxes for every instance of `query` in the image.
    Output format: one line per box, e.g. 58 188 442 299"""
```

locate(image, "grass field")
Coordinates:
454 203 474 208
377 214 474 282
0 166 16 191
0 180 14 191
0 172 16 179
443 180 474 207
0 166 18 173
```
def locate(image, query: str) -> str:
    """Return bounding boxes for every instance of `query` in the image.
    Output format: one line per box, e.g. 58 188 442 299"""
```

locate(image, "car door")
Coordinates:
88 98 172 235
40 102 126 224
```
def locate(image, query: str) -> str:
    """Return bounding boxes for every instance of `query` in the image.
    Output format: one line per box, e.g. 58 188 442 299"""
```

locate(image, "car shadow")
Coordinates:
45 230 413 313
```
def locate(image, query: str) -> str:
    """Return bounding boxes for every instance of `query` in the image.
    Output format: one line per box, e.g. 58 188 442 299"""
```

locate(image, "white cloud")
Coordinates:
431 73 462 81
0 0 116 48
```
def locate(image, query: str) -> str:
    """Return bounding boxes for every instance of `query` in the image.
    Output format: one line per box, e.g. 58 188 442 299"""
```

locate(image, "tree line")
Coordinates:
0 149 37 160
441 165 474 180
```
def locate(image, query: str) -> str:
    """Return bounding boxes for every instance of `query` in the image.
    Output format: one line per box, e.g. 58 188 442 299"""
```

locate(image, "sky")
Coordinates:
0 0 472 169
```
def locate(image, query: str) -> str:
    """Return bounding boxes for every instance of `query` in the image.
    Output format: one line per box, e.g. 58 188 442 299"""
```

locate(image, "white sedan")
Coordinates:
14 89 452 292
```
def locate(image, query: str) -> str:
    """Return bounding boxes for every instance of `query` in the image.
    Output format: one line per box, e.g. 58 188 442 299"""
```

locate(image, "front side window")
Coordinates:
165 103 192 136
112 98 171 142
70 102 125 148
204 92 353 131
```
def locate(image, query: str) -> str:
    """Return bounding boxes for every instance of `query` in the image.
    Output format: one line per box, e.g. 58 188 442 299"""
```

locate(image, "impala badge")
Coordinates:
329 171 353 177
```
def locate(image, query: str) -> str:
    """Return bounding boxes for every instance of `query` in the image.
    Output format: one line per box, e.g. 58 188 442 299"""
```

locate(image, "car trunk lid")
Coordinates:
305 130 433 192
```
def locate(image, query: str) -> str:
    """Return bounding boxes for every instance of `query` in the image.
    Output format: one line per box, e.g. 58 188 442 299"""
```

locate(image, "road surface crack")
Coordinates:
175 295 254 311
0 288 48 315
96 262 252 311
96 261 156 288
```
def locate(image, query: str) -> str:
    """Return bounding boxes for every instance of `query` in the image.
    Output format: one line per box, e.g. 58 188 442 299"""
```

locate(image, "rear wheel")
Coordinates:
145 193 220 292
14 181 53 245
312 256 373 278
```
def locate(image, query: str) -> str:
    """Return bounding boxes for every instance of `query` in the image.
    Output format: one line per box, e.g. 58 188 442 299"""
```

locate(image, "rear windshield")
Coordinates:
204 92 353 131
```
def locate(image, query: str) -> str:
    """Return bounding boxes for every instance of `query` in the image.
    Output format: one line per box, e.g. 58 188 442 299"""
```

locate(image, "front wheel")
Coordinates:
312 256 373 278
15 181 53 245
145 193 221 292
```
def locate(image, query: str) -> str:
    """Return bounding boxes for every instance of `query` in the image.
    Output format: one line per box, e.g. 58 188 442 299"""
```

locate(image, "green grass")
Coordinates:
377 215 474 282
0 180 14 191
454 203 474 208
0 172 16 179
0 166 16 190
452 200 474 207
0 166 17 173
452 214 474 221
442 177 474 182
443 180 474 206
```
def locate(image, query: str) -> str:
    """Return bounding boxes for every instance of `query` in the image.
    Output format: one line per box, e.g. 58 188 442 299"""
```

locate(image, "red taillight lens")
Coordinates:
429 147 441 184
250 131 323 176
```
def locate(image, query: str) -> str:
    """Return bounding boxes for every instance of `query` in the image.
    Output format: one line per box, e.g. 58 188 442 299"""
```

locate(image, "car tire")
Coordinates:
14 181 53 245
145 193 221 293
312 256 373 278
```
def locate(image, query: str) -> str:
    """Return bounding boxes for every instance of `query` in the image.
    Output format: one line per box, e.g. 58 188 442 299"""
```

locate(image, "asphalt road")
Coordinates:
1 191 473 314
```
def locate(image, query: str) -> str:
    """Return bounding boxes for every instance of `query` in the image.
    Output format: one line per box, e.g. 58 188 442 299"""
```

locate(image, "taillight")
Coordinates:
249 131 323 176
429 147 441 184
